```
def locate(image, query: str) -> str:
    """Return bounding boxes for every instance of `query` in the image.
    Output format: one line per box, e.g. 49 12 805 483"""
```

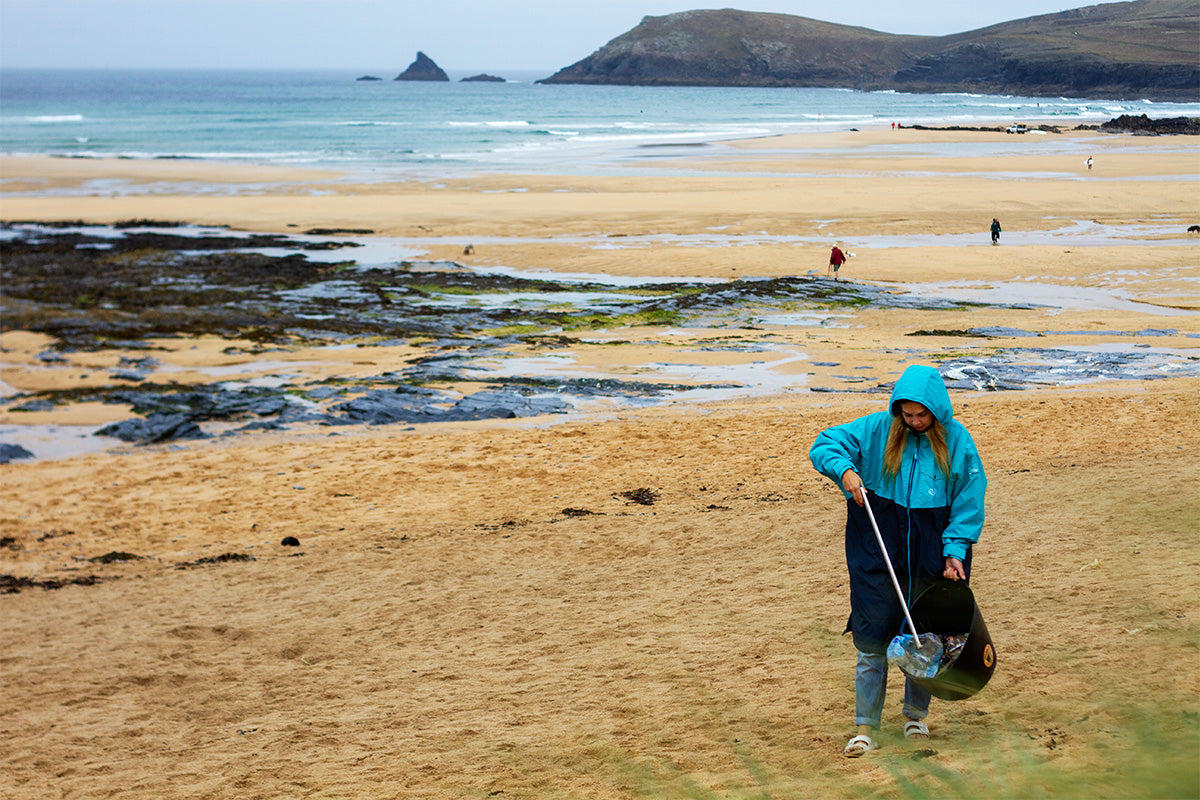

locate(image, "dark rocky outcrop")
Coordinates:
539 1 1200 101
175 553 255 569
1099 113 1200 134
332 387 570 425
461 74 506 82
89 551 143 564
1 573 107 593
356 75 382 81
97 412 209 444
395 52 449 82
0 443 35 463
303 227 375 235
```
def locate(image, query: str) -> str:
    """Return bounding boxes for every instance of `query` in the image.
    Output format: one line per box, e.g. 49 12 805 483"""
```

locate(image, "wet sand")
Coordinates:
1 125 1199 798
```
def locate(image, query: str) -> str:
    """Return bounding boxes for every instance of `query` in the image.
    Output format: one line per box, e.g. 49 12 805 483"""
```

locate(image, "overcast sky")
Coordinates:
1 0 1087 73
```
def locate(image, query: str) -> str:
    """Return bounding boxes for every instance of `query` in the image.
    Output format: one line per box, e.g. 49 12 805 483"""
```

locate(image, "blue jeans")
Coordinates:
855 650 931 728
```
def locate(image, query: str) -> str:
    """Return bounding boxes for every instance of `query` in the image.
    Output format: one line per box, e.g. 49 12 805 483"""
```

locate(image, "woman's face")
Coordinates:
899 401 933 433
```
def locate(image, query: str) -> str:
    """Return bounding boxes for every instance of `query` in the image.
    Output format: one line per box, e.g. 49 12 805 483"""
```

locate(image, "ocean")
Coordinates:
5 68 1200 179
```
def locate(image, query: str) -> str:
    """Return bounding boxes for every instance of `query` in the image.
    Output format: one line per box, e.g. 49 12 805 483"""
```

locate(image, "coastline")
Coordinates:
2 122 1199 798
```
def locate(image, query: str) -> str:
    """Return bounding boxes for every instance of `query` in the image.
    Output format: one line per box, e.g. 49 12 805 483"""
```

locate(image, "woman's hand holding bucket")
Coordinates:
943 557 966 582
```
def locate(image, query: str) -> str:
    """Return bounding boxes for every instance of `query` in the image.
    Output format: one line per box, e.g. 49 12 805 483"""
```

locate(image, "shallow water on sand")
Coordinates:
3 221 1198 463
899 278 1199 315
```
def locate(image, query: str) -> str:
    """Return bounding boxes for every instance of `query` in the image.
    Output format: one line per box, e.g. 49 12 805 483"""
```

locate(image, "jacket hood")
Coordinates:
889 365 953 424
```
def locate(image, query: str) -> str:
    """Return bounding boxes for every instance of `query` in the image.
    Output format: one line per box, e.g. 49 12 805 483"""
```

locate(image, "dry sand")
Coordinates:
1 126 1199 799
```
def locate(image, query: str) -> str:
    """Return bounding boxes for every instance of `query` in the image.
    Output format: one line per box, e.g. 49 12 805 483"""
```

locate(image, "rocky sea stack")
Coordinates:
395 52 449 82
461 74 507 83
538 1 1200 101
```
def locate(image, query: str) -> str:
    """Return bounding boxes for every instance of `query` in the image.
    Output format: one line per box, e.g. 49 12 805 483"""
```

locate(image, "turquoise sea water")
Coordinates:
4 69 1199 178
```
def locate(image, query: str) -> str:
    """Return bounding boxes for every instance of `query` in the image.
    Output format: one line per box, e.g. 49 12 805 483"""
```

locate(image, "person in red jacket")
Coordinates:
829 245 848 280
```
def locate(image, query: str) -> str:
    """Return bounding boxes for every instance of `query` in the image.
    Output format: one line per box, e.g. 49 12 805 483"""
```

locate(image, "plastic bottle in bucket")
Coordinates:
905 580 997 701
887 633 943 678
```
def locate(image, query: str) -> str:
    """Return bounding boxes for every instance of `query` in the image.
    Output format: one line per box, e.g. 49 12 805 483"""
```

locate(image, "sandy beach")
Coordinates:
2 124 1199 799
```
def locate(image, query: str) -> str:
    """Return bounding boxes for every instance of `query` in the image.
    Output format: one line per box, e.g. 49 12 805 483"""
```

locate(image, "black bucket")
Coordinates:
908 580 996 701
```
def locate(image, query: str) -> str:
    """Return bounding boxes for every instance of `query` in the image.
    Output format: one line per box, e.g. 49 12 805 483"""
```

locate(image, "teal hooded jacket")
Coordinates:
809 364 986 561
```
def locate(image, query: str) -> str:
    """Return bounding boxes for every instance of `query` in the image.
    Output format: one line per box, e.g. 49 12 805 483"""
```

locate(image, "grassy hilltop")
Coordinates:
540 0 1200 100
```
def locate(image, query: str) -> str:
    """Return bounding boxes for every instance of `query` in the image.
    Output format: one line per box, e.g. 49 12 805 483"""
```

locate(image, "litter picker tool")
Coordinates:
859 487 944 678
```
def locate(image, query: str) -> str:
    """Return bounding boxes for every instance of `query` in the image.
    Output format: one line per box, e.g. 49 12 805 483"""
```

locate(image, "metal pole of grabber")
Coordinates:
860 488 922 645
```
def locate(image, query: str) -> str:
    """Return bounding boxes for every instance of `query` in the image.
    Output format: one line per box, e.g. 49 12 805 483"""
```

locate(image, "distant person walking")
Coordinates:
829 244 848 280
1086 156 1093 171
990 218 1002 246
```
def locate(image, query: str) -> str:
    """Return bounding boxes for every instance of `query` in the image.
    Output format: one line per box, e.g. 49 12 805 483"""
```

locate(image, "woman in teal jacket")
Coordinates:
809 364 986 757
